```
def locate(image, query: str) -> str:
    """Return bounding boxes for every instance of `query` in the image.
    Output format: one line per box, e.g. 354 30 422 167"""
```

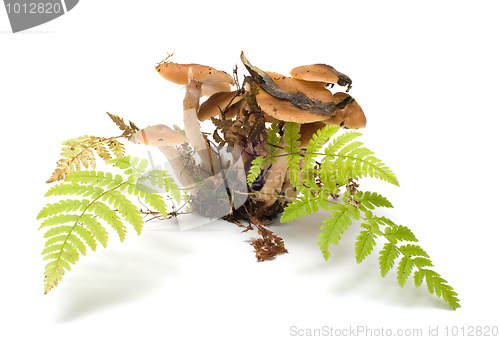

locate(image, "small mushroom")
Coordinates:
156 61 235 174
156 62 234 96
133 124 196 187
290 64 352 89
197 90 243 121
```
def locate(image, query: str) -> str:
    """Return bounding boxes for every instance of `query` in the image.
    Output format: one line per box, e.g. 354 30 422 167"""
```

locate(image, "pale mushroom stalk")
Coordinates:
182 78 218 176
157 146 196 187
255 142 288 207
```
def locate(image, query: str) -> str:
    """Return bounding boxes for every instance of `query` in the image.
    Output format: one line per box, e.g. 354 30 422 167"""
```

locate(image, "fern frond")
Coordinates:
323 132 399 186
366 215 460 309
47 135 128 184
39 157 177 294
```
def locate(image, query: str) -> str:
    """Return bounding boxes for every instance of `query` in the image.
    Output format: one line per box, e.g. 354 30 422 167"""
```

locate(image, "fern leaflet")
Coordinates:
47 135 127 183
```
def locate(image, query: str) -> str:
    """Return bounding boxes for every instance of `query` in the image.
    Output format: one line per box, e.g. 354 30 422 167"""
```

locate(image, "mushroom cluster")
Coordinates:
133 52 366 220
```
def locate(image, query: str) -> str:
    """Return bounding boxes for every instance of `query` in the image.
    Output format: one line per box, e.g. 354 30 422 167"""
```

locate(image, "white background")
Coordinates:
1 1 499 339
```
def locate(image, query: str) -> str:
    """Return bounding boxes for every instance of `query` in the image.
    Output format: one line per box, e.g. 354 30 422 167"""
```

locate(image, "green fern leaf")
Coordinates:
412 257 433 268
379 242 400 277
323 131 399 186
89 201 127 242
42 225 73 239
73 224 97 251
163 173 181 203
101 189 143 234
324 131 362 156
397 256 415 287
139 191 169 220
383 224 418 243
399 244 430 258
37 199 90 219
414 269 425 287
44 183 104 198
280 194 327 223
80 214 109 247
247 156 267 186
266 123 282 161
304 125 340 168
318 204 353 260
421 269 460 309
355 229 378 263
354 191 393 212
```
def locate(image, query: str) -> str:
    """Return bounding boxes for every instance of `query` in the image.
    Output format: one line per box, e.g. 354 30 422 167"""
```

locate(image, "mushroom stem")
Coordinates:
183 79 220 176
255 150 288 207
157 146 197 188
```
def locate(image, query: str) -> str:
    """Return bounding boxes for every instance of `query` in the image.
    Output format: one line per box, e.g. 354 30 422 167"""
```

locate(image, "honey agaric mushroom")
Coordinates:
290 63 352 90
133 124 196 187
155 61 235 175
248 70 365 207
256 72 339 123
240 52 353 117
197 90 243 121
323 92 366 129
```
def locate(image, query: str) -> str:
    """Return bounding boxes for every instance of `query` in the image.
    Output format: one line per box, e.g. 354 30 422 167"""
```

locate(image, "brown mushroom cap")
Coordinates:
323 92 366 129
155 62 235 96
257 90 326 124
134 124 188 146
256 72 338 124
265 72 336 102
197 91 243 121
290 64 352 87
